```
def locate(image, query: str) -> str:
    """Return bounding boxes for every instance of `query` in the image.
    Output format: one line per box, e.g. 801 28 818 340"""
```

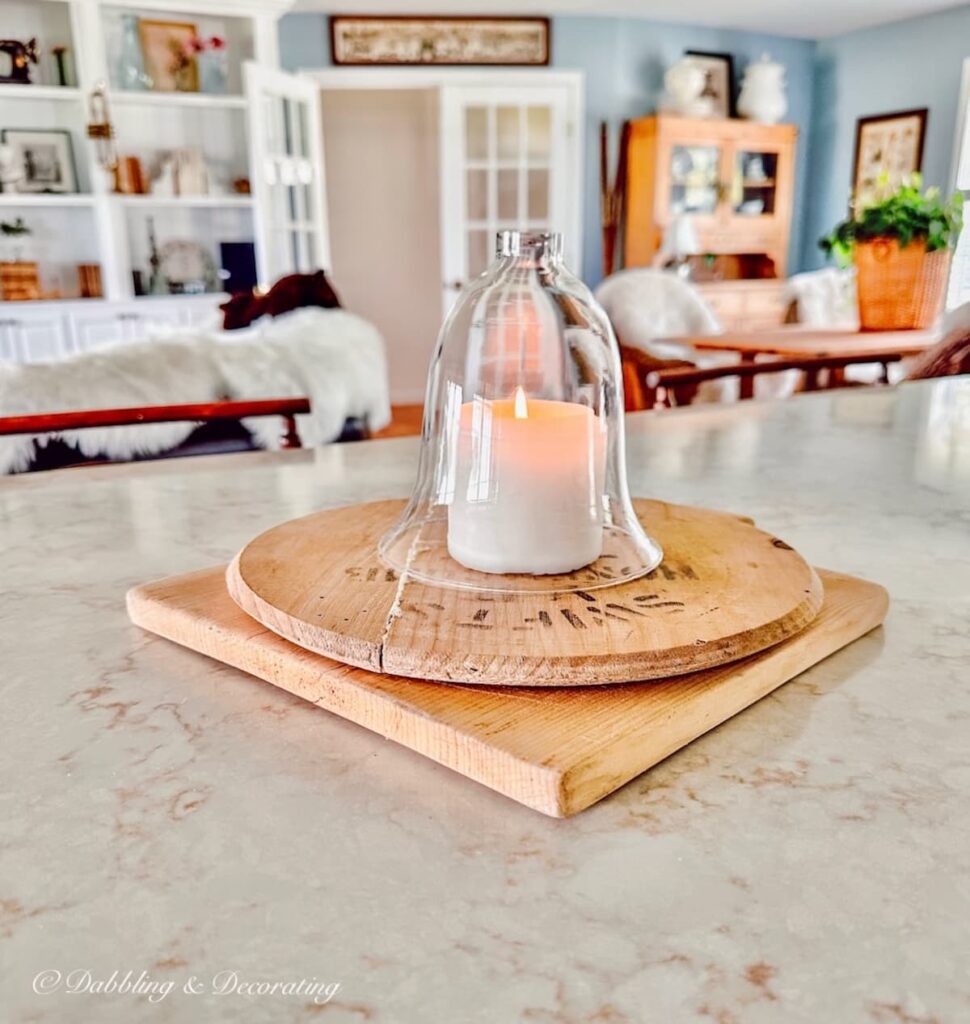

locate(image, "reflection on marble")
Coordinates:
1 379 969 1023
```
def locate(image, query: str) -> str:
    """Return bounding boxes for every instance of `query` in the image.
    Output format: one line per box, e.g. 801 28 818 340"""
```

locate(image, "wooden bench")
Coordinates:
0 398 312 470
0 397 312 445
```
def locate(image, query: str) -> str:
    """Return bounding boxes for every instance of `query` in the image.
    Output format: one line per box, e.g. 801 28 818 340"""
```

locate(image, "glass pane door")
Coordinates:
462 102 553 278
264 93 315 271
731 150 779 218
245 63 330 287
440 82 580 316
669 144 722 215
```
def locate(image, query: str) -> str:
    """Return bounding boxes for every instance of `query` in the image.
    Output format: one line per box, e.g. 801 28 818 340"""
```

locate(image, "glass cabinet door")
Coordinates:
668 144 722 215
731 150 780 219
245 62 330 286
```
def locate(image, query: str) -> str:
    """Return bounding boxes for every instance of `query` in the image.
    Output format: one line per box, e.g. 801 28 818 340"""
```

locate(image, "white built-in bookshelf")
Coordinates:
0 0 306 359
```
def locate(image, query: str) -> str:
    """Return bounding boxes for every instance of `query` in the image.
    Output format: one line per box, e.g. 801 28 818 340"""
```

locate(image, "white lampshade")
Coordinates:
661 215 701 258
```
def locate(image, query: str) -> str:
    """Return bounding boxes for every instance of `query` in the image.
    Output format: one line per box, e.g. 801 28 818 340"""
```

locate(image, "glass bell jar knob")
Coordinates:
379 230 663 593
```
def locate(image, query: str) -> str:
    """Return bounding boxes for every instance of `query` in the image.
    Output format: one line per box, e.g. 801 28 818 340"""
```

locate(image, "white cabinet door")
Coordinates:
71 311 131 352
19 316 72 361
439 79 583 316
128 308 184 339
0 318 22 361
245 62 330 287
179 297 224 330
73 306 187 350
0 313 72 362
30 299 223 360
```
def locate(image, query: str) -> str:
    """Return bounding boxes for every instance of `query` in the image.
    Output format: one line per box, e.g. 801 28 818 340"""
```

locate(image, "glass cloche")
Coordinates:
379 230 663 593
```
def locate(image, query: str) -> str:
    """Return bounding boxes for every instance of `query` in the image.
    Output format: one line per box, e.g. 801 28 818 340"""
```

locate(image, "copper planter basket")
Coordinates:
855 238 950 331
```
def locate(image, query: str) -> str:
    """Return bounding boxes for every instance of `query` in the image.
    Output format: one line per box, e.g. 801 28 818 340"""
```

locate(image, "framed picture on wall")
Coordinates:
852 108 928 209
138 18 200 92
330 16 550 66
685 50 735 119
0 128 78 194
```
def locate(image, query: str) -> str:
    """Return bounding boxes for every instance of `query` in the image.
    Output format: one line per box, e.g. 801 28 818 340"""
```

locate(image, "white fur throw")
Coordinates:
784 267 859 328
594 268 723 359
0 307 391 474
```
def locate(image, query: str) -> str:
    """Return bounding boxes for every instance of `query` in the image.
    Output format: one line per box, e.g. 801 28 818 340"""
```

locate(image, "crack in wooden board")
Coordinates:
225 499 826 686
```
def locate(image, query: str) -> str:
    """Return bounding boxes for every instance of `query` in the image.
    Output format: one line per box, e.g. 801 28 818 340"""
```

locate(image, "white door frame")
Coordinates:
300 67 586 277
949 57 970 192
945 58 970 309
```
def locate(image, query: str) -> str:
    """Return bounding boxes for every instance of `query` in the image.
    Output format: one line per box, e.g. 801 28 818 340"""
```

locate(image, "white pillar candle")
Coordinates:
448 388 606 575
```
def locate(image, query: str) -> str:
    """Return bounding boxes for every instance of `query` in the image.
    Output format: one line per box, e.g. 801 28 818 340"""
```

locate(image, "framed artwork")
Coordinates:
330 16 550 66
138 18 199 92
685 50 735 119
0 128 78 194
852 108 928 208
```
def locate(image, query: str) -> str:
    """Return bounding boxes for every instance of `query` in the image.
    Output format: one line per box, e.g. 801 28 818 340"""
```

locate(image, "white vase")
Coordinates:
199 49 228 95
737 54 788 124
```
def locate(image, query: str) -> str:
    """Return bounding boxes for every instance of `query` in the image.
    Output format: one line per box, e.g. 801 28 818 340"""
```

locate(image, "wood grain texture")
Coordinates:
127 567 888 817
226 499 824 686
688 327 937 359
0 398 311 436
227 501 399 674
695 281 791 333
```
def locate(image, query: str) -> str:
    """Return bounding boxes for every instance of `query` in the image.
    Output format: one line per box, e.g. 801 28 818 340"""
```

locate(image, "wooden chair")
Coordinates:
620 344 700 411
905 325 970 379
632 314 970 411
639 353 905 410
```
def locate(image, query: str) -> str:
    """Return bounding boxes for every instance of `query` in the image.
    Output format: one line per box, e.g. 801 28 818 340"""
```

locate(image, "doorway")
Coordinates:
309 69 584 403
320 87 441 402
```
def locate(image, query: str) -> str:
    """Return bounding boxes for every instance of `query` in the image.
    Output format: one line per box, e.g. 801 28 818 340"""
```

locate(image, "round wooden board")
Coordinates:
226 499 823 686
227 497 827 688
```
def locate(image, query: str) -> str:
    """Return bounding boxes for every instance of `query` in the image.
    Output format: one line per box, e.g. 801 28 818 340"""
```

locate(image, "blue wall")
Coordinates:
279 13 331 72
802 4 970 270
278 13 815 287
278 8 968 286
552 17 815 284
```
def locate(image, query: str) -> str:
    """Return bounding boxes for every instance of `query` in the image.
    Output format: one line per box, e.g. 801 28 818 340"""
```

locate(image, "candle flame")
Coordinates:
513 386 528 419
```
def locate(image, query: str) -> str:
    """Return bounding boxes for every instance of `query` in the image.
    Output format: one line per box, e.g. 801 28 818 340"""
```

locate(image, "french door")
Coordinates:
244 67 583 336
245 63 331 287
439 82 582 315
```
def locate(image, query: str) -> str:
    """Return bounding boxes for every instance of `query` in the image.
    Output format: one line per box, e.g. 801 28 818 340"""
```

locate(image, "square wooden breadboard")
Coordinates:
127 567 887 817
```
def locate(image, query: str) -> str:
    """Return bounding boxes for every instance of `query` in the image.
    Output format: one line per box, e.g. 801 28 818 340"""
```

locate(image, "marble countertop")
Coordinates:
2 378 969 1023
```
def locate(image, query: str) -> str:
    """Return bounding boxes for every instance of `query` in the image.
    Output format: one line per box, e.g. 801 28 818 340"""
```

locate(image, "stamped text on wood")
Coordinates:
226 499 824 685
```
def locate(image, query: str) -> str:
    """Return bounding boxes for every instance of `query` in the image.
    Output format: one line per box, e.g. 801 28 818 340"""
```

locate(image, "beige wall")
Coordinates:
321 88 442 404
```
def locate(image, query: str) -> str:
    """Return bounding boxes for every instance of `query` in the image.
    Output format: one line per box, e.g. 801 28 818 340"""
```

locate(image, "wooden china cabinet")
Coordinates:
623 114 798 329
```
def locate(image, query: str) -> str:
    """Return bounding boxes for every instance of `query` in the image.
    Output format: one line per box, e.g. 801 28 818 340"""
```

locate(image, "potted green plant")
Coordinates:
819 174 964 330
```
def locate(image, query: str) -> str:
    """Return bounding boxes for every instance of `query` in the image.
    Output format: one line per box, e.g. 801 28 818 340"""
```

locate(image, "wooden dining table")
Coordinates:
666 326 940 398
